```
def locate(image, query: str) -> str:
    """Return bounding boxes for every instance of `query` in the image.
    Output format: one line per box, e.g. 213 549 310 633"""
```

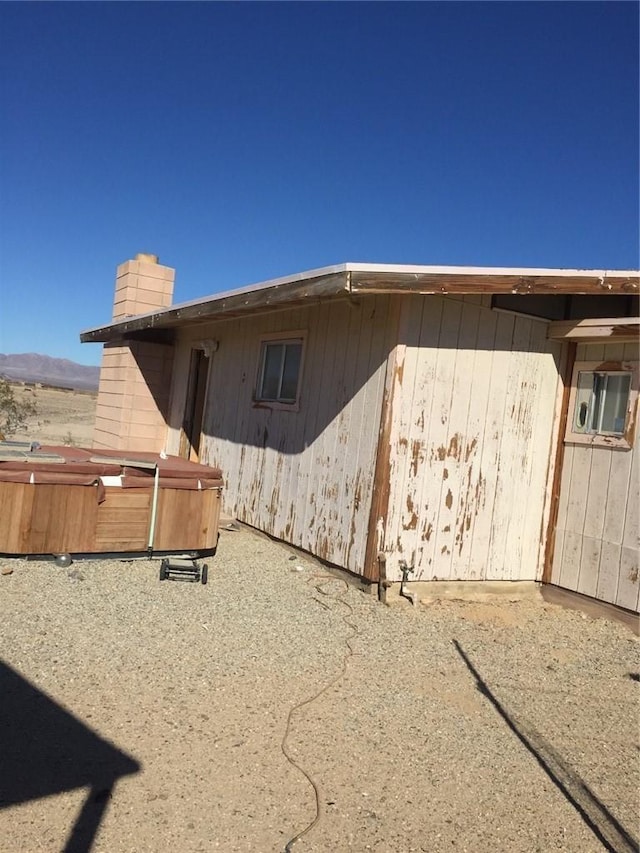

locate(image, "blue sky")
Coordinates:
0 2 638 366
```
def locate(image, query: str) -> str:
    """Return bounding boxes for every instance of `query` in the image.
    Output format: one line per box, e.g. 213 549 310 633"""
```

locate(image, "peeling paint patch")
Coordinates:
445 489 453 509
465 437 478 463
411 440 422 477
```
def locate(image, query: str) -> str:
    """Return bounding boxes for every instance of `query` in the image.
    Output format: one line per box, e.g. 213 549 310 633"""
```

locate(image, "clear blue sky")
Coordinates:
0 2 638 366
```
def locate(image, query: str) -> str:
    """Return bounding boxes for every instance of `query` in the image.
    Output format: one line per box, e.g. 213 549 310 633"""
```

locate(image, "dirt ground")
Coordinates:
8 384 97 447
0 528 638 853
1 384 638 852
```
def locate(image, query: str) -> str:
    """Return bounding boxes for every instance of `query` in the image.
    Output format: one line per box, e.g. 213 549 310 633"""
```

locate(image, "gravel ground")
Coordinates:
0 527 638 853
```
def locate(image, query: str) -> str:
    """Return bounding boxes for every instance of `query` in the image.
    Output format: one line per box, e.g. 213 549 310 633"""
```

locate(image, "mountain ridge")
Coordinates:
0 353 100 391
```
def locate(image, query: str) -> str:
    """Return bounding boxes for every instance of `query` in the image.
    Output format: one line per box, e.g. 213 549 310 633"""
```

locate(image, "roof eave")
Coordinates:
80 269 351 343
80 264 639 344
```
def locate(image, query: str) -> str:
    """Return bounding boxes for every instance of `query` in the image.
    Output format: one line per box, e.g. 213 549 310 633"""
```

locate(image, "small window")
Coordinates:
256 336 304 406
566 361 637 448
573 371 631 436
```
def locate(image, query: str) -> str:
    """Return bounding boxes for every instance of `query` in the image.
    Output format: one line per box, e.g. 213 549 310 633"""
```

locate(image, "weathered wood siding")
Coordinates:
380 295 562 583
551 342 639 612
165 297 393 574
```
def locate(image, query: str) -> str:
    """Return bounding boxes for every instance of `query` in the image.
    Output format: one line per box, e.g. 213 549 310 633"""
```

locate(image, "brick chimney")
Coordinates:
93 254 176 452
112 253 175 319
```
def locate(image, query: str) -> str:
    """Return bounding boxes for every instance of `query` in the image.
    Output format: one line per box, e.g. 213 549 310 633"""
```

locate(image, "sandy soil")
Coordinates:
0 529 638 853
0 384 638 852
8 384 97 447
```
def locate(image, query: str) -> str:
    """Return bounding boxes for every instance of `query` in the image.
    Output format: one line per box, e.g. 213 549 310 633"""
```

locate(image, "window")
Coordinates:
255 335 304 406
566 361 637 448
573 371 630 435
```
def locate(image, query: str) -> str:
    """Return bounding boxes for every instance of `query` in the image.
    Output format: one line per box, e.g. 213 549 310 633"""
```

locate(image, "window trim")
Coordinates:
565 359 638 449
253 331 306 411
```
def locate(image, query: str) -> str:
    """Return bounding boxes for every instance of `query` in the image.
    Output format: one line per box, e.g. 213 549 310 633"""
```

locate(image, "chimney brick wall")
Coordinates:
92 255 175 452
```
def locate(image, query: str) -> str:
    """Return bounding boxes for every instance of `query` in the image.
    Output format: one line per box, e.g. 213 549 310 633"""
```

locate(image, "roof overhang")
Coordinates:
548 316 640 343
80 263 639 344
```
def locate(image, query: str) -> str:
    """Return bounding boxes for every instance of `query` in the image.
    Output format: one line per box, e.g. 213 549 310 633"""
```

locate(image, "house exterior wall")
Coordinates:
165 296 395 575
551 342 639 612
379 294 563 584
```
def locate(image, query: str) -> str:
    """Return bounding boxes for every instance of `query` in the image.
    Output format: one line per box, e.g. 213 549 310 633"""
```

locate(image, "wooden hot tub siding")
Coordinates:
0 447 222 556
0 481 222 555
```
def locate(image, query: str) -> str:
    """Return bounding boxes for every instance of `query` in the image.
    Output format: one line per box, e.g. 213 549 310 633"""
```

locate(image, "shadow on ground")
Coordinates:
453 639 638 853
0 660 139 853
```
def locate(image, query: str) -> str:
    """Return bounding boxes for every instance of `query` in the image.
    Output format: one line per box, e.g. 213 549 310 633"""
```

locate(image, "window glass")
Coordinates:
280 343 302 401
573 371 631 436
600 374 631 434
261 344 284 400
573 371 594 433
257 338 303 404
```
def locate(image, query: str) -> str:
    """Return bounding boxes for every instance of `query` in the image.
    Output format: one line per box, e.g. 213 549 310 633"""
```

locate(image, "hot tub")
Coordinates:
0 445 223 556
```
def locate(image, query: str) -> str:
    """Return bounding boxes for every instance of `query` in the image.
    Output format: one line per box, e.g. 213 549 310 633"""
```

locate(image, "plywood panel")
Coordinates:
487 316 534 579
559 531 583 591
550 444 574 584
435 301 477 576
384 297 560 583
154 488 220 550
94 488 151 550
385 296 429 572
577 536 602 599
405 298 444 579
577 447 611 597
456 308 499 581
616 545 640 612
596 540 620 604
0 483 35 553
28 484 100 553
465 311 514 580
418 298 463 579
553 346 638 612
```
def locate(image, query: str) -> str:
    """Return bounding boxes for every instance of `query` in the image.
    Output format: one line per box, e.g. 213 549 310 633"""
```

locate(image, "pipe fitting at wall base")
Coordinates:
399 559 417 606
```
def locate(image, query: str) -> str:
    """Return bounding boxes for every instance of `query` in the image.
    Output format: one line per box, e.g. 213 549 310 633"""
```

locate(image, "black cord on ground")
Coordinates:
281 575 358 852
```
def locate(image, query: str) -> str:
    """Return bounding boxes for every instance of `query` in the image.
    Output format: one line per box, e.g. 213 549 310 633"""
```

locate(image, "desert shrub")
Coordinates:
0 379 38 438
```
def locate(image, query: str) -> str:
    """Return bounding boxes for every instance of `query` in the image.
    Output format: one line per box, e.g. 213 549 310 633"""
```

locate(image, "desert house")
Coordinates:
81 255 639 614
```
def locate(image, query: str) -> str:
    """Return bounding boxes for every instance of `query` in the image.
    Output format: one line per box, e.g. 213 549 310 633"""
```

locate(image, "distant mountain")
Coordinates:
0 353 100 391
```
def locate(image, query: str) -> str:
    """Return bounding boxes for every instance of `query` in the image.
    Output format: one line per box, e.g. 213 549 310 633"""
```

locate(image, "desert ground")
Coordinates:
9 383 97 447
0 384 638 852
0 534 638 853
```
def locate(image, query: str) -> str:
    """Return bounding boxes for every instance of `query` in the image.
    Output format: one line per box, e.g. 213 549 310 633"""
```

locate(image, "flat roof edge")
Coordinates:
80 262 639 343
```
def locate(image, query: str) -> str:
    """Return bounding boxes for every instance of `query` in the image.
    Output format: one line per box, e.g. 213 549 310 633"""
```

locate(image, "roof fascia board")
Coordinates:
349 268 639 295
80 262 639 345
80 269 350 343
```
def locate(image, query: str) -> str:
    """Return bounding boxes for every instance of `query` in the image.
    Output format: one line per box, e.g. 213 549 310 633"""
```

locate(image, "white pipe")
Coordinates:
147 465 160 552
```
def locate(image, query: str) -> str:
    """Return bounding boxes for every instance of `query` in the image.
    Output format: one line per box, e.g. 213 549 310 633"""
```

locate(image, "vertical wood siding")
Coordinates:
165 297 392 575
551 342 639 612
382 296 562 583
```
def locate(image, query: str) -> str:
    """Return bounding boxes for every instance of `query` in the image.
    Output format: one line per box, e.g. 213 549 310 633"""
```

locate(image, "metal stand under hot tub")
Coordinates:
159 557 208 584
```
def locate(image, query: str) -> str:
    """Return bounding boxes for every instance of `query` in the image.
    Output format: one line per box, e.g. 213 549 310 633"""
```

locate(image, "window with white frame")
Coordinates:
566 361 638 448
255 336 304 405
